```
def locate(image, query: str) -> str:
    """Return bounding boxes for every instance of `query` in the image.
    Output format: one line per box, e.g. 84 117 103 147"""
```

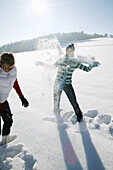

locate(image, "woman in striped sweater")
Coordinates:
53 43 99 122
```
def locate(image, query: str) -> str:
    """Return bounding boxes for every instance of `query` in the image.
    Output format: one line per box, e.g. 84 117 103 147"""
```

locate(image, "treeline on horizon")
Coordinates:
0 31 111 53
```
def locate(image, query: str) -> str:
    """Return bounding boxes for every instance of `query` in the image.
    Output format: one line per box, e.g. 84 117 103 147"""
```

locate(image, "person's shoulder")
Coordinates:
59 55 65 62
9 66 17 76
71 57 80 64
12 66 17 73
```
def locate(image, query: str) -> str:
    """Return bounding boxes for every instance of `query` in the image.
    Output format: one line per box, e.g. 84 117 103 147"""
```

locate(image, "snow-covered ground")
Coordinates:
0 38 113 170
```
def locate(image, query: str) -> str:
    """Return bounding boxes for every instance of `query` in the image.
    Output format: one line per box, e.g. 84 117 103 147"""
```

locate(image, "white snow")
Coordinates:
0 37 113 170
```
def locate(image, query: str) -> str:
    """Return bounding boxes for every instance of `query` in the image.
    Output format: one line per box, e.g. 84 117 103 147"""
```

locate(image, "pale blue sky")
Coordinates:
0 0 113 45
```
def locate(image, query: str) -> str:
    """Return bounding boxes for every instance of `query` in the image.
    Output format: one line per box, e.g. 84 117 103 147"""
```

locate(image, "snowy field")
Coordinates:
0 38 113 170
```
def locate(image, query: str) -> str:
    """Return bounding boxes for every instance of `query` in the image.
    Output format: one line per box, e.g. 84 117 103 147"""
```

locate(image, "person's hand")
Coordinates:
93 61 101 67
90 61 101 68
20 96 29 107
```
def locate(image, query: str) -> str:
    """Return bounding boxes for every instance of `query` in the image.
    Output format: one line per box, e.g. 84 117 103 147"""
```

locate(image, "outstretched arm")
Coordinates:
35 61 50 67
53 58 64 68
77 63 92 72
13 79 29 107
76 61 100 72
13 78 23 97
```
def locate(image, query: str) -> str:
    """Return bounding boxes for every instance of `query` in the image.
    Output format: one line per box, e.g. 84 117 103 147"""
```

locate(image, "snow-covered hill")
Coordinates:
0 38 113 170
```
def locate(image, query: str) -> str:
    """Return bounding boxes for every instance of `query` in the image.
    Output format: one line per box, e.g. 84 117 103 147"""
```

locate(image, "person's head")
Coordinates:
66 43 75 57
0 52 15 72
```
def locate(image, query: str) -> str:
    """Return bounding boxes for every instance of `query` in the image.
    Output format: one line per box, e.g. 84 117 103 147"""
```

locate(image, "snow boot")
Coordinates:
0 135 8 146
0 135 17 146
76 113 83 122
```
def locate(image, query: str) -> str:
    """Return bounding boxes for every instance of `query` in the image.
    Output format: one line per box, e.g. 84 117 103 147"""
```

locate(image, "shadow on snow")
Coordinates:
56 114 83 170
79 122 105 170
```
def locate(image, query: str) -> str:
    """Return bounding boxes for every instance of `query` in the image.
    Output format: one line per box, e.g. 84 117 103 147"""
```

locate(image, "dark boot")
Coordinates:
76 113 83 122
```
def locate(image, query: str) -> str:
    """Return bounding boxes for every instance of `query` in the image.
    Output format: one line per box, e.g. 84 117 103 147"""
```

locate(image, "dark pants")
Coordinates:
63 84 82 115
0 100 13 136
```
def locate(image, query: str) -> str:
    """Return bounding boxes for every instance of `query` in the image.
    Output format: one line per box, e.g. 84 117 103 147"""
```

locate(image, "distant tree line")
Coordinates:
0 31 112 53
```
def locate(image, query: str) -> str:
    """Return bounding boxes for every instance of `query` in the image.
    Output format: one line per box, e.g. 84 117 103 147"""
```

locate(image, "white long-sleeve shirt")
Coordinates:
0 66 17 103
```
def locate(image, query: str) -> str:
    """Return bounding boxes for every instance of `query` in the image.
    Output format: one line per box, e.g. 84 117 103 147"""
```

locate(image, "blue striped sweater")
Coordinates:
55 56 92 90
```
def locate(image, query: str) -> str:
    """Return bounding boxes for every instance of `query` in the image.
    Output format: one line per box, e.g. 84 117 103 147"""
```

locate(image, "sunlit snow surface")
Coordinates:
0 38 113 170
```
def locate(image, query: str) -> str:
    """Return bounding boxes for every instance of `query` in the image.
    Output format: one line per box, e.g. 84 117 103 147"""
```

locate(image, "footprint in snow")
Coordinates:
43 109 113 138
0 144 38 170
